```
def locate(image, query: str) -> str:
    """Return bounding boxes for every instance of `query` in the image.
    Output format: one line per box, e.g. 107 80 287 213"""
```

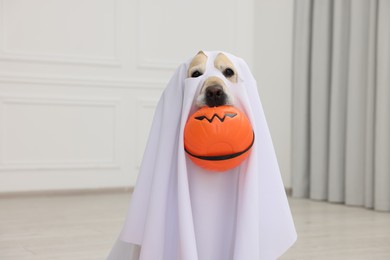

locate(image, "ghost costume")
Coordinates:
107 51 297 260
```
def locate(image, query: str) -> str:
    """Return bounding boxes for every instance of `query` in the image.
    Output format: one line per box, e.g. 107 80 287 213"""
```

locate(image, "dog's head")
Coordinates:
187 51 237 108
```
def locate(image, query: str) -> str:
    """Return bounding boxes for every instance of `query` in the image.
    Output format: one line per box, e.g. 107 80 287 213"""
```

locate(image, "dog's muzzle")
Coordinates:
205 85 227 107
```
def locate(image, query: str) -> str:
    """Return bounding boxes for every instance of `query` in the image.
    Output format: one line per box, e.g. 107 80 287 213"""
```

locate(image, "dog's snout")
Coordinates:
205 85 227 107
195 76 233 108
206 85 223 98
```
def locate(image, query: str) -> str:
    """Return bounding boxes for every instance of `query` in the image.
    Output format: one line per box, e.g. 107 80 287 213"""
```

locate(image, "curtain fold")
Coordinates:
309 0 332 201
291 0 312 198
364 0 378 209
292 0 390 211
328 0 349 203
344 0 370 207
375 0 390 211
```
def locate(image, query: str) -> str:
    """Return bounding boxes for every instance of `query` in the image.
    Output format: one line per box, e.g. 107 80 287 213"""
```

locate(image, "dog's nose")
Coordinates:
205 85 227 107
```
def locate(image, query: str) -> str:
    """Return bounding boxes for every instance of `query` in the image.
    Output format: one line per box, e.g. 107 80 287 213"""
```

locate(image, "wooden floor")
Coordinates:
0 193 389 260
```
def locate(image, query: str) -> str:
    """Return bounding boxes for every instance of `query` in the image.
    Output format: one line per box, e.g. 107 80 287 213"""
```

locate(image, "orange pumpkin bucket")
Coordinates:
184 105 254 172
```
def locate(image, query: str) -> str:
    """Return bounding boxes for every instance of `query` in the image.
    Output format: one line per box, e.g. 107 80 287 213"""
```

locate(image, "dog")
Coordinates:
107 51 297 260
188 51 237 108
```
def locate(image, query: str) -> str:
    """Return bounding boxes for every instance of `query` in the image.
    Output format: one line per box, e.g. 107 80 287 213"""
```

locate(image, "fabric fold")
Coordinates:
108 51 296 260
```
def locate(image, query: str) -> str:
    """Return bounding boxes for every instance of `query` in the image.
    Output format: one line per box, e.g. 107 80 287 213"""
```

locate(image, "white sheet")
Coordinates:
107 51 297 260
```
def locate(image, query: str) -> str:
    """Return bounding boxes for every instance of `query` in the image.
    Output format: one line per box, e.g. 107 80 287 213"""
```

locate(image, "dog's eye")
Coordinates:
191 70 203 78
223 68 235 78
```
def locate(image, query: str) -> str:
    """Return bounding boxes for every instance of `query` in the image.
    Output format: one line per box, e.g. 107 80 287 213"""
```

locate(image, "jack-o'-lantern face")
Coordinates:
184 105 254 172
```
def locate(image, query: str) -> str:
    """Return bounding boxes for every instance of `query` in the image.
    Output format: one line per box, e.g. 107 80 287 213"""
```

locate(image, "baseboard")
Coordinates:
0 187 133 198
0 186 292 198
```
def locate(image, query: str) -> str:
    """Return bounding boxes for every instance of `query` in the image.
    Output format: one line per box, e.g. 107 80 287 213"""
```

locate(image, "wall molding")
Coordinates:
0 52 121 67
0 73 166 90
135 0 179 70
0 162 120 171
0 0 121 67
0 186 133 198
0 95 121 171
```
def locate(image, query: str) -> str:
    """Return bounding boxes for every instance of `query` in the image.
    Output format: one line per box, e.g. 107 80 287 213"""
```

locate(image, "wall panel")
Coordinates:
0 0 254 192
0 96 119 170
0 0 119 66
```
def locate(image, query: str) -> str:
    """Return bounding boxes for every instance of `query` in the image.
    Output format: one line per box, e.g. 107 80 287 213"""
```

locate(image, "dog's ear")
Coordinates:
197 50 206 56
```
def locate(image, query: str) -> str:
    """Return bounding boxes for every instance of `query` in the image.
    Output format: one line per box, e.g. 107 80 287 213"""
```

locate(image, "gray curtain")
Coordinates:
292 0 390 211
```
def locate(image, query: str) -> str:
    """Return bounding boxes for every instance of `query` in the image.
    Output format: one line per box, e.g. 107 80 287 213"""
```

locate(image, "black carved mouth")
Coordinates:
194 113 237 123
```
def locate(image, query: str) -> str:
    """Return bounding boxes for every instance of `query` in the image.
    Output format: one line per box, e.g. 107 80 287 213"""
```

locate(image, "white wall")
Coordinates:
0 0 254 192
0 0 294 192
254 1 294 188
